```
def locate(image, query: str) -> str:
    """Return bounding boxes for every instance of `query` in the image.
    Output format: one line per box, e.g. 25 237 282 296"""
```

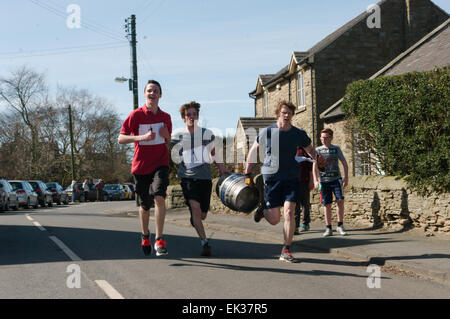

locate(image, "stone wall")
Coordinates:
165 185 186 209
310 176 450 235
167 175 449 236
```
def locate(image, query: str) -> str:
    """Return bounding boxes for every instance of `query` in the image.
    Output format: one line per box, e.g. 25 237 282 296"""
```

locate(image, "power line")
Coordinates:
140 0 167 25
0 42 128 59
27 0 127 42
43 0 122 37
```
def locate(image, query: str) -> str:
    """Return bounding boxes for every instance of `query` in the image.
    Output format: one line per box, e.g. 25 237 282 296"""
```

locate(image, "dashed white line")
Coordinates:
25 215 125 299
49 236 82 261
95 280 125 299
32 221 46 231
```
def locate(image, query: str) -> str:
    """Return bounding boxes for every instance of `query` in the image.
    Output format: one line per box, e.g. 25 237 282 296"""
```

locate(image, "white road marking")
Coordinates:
95 280 125 299
32 221 46 231
25 215 125 299
49 236 82 261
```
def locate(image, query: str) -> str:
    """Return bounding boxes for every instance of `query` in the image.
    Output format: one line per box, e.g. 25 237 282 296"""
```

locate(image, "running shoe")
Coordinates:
201 243 211 257
254 205 265 223
301 223 310 232
337 226 347 236
294 227 300 235
323 228 333 237
154 239 168 256
279 249 298 263
141 236 152 256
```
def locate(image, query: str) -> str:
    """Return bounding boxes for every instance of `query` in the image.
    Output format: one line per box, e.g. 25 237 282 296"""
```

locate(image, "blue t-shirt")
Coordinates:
256 124 311 181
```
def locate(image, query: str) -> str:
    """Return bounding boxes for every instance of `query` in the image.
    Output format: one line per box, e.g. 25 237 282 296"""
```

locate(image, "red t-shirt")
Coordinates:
120 105 172 175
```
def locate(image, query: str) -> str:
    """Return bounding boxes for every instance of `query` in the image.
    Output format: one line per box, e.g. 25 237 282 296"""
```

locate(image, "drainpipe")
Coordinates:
248 92 257 117
311 64 315 147
304 56 316 147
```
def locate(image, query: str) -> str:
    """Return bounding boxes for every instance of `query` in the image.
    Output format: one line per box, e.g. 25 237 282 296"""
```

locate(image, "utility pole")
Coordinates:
68 104 76 181
125 15 139 110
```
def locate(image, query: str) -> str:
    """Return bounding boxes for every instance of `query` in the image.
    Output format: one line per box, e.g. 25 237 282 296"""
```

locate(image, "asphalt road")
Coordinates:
1 201 449 300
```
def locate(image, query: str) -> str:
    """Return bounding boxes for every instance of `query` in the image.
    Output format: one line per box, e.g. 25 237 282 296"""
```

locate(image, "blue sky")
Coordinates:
1 0 449 136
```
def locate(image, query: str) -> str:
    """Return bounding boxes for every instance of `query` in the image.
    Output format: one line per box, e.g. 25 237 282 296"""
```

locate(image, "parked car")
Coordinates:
0 179 19 211
0 182 6 212
103 184 125 201
28 180 53 207
65 183 102 202
122 184 133 200
46 182 69 205
9 180 39 209
124 183 136 200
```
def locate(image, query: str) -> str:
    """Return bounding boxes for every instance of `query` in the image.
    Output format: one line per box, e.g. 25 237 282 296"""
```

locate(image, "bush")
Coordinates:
342 66 450 194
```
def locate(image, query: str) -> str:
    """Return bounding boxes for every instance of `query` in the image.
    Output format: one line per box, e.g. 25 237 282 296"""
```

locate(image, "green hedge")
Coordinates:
342 66 449 194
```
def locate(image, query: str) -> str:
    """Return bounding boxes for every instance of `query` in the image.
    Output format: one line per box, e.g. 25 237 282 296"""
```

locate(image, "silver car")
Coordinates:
9 180 39 209
0 179 19 211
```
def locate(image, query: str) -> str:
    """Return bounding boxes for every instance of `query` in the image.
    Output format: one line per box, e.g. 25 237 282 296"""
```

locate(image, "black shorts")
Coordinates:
133 166 169 211
180 178 212 214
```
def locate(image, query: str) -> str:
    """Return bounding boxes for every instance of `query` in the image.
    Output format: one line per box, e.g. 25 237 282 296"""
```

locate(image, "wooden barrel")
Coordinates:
215 174 259 213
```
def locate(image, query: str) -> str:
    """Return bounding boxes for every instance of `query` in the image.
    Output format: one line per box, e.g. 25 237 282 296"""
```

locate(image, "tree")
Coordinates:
0 65 48 177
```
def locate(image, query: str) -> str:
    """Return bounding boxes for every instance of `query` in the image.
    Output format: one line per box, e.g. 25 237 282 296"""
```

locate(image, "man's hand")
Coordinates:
244 174 254 187
140 129 156 142
314 180 320 190
159 124 170 139
342 176 348 188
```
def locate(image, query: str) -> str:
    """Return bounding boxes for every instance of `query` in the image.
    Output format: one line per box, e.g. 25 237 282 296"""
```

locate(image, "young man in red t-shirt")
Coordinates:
118 80 172 256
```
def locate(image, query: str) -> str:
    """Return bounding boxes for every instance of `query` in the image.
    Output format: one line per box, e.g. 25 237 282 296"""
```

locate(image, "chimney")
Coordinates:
404 0 449 48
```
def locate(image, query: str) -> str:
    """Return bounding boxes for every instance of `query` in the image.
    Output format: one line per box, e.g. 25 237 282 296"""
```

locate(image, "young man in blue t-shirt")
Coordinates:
313 128 349 237
244 101 317 263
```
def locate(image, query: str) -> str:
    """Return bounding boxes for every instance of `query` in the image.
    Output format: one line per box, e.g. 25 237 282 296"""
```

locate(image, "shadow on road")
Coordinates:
2 223 448 282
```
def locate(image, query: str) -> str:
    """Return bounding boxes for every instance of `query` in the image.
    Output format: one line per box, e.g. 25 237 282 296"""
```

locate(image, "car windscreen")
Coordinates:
104 185 120 190
28 182 38 189
10 182 22 191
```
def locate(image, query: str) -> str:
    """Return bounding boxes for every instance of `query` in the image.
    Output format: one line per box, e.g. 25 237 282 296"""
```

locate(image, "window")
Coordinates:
297 72 306 107
353 131 385 176
353 132 371 176
263 91 269 116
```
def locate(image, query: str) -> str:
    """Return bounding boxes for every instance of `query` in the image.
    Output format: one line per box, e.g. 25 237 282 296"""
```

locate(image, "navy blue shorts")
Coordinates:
264 179 299 209
320 179 344 205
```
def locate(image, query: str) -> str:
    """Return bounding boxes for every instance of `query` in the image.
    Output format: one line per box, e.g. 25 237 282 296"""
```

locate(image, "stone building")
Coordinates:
238 0 448 175
321 17 450 176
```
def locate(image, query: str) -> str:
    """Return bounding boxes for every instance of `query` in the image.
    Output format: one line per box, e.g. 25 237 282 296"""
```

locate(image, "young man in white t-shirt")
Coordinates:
172 101 229 256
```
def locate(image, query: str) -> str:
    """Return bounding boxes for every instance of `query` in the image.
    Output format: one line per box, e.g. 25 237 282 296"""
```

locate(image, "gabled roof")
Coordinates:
288 51 309 74
320 18 450 121
250 0 390 97
251 66 289 96
238 117 277 131
371 17 450 77
235 117 277 145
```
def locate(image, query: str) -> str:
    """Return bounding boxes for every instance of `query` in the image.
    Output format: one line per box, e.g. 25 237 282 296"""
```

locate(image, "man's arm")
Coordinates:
118 131 155 145
210 147 229 175
341 158 349 188
303 144 318 162
244 141 259 175
306 145 321 190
